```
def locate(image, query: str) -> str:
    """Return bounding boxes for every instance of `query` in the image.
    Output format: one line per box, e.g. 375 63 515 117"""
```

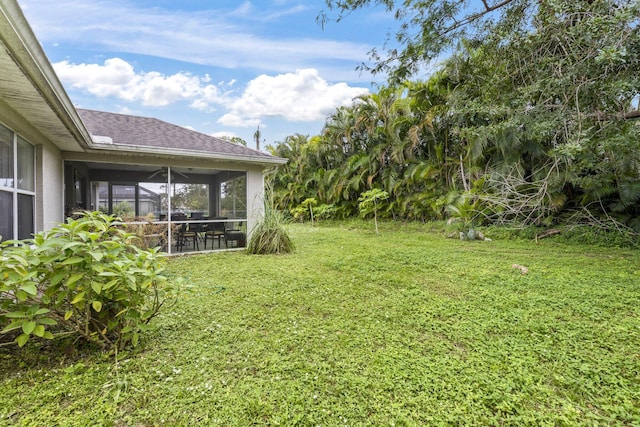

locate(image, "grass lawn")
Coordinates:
1 222 639 426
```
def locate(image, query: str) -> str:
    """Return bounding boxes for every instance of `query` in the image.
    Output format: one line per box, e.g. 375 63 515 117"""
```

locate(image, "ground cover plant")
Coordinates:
0 222 638 425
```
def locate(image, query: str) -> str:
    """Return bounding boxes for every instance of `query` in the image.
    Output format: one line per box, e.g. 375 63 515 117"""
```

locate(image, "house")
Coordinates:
0 0 286 253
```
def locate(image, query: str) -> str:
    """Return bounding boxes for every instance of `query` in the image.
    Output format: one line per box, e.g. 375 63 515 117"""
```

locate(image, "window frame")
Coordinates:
0 122 36 242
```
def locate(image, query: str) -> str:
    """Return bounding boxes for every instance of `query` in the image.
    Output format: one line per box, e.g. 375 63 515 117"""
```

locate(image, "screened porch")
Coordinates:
65 161 249 254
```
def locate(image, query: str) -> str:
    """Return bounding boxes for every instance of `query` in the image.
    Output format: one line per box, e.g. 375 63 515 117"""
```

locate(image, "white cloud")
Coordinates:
53 58 224 108
53 58 368 127
211 131 239 139
217 114 263 128
219 69 369 127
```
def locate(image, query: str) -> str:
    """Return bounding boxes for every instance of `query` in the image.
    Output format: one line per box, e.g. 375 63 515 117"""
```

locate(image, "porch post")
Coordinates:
245 168 265 242
167 166 172 254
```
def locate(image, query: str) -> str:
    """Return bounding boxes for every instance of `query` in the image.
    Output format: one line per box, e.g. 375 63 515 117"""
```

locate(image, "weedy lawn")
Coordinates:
1 222 639 426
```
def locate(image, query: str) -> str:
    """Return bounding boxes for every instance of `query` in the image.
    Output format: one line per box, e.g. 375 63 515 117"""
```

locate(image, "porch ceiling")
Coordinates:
0 2 90 151
69 161 245 185
77 161 228 176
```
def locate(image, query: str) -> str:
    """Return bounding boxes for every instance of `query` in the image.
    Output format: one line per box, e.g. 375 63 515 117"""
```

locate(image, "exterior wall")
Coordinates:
245 167 265 241
38 144 64 231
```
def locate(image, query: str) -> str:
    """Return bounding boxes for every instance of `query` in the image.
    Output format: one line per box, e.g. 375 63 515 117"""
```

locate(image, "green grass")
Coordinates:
1 222 639 426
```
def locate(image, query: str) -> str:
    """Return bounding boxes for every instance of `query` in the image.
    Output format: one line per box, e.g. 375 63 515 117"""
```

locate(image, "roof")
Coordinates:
77 109 282 164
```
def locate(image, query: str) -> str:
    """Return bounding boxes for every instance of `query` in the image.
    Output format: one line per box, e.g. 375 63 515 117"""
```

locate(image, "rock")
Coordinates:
511 264 529 275
467 228 477 240
459 232 467 241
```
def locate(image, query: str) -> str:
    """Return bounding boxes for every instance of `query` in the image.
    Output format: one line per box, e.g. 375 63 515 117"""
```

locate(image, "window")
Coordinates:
92 181 163 220
111 184 136 219
0 125 13 188
17 137 34 192
220 174 246 219
0 191 12 241
0 123 35 241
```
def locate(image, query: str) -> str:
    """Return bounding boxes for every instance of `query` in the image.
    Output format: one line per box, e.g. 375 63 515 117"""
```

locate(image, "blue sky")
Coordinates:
18 0 402 149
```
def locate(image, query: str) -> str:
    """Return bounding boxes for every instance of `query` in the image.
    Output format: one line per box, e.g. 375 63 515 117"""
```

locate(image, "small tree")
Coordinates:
358 189 389 235
301 198 318 226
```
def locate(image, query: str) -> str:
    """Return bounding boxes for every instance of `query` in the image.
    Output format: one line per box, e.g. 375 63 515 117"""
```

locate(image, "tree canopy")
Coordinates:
320 0 636 84
269 0 640 236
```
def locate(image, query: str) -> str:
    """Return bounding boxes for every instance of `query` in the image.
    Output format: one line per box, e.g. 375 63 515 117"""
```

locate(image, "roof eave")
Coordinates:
0 0 93 150
89 142 288 166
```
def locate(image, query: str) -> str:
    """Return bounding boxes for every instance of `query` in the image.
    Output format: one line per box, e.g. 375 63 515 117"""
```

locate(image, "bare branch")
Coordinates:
441 0 516 36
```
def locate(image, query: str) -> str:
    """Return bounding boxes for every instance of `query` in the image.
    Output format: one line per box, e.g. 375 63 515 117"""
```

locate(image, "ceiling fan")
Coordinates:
148 167 189 180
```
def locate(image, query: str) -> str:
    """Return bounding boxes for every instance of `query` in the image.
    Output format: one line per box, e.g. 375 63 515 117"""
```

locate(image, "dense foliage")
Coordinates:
0 212 177 351
269 0 640 236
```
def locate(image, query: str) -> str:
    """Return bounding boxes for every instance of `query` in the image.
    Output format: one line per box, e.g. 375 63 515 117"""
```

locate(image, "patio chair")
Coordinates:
177 222 201 251
225 223 246 248
204 220 226 249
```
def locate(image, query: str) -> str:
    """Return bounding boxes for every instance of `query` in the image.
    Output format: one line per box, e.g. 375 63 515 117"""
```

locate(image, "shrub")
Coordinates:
313 204 337 221
0 212 178 351
290 202 337 224
247 190 294 255
290 204 309 223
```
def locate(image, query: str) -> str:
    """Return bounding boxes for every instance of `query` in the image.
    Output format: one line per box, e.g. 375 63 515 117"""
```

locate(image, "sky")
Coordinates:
17 0 401 150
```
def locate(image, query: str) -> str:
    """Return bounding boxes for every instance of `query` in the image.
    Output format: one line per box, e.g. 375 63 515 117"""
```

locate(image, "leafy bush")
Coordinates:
290 205 309 223
290 202 337 223
0 212 178 351
313 204 337 221
112 202 135 220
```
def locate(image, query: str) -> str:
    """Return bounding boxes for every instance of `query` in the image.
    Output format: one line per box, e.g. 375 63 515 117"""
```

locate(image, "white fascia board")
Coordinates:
89 142 288 166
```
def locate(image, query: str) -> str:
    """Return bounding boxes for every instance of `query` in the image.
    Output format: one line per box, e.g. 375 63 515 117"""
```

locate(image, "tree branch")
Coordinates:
588 110 640 121
442 0 516 36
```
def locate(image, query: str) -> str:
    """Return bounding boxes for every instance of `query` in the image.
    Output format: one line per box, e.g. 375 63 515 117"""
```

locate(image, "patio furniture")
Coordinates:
225 224 246 248
204 219 226 249
176 222 201 251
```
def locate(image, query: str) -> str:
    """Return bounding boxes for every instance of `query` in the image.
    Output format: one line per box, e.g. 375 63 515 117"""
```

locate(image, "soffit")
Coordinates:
0 2 89 151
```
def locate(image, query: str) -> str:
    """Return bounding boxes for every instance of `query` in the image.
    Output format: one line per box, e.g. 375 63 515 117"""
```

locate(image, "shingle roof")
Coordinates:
77 109 280 162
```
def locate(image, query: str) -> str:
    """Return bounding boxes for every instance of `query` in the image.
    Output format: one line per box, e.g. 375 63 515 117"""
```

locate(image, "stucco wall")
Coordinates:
37 143 64 231
245 167 265 241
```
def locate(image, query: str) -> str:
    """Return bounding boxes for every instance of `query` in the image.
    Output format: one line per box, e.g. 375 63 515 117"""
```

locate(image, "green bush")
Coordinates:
290 203 337 223
0 212 178 351
358 189 389 234
289 204 309 222
313 204 337 221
